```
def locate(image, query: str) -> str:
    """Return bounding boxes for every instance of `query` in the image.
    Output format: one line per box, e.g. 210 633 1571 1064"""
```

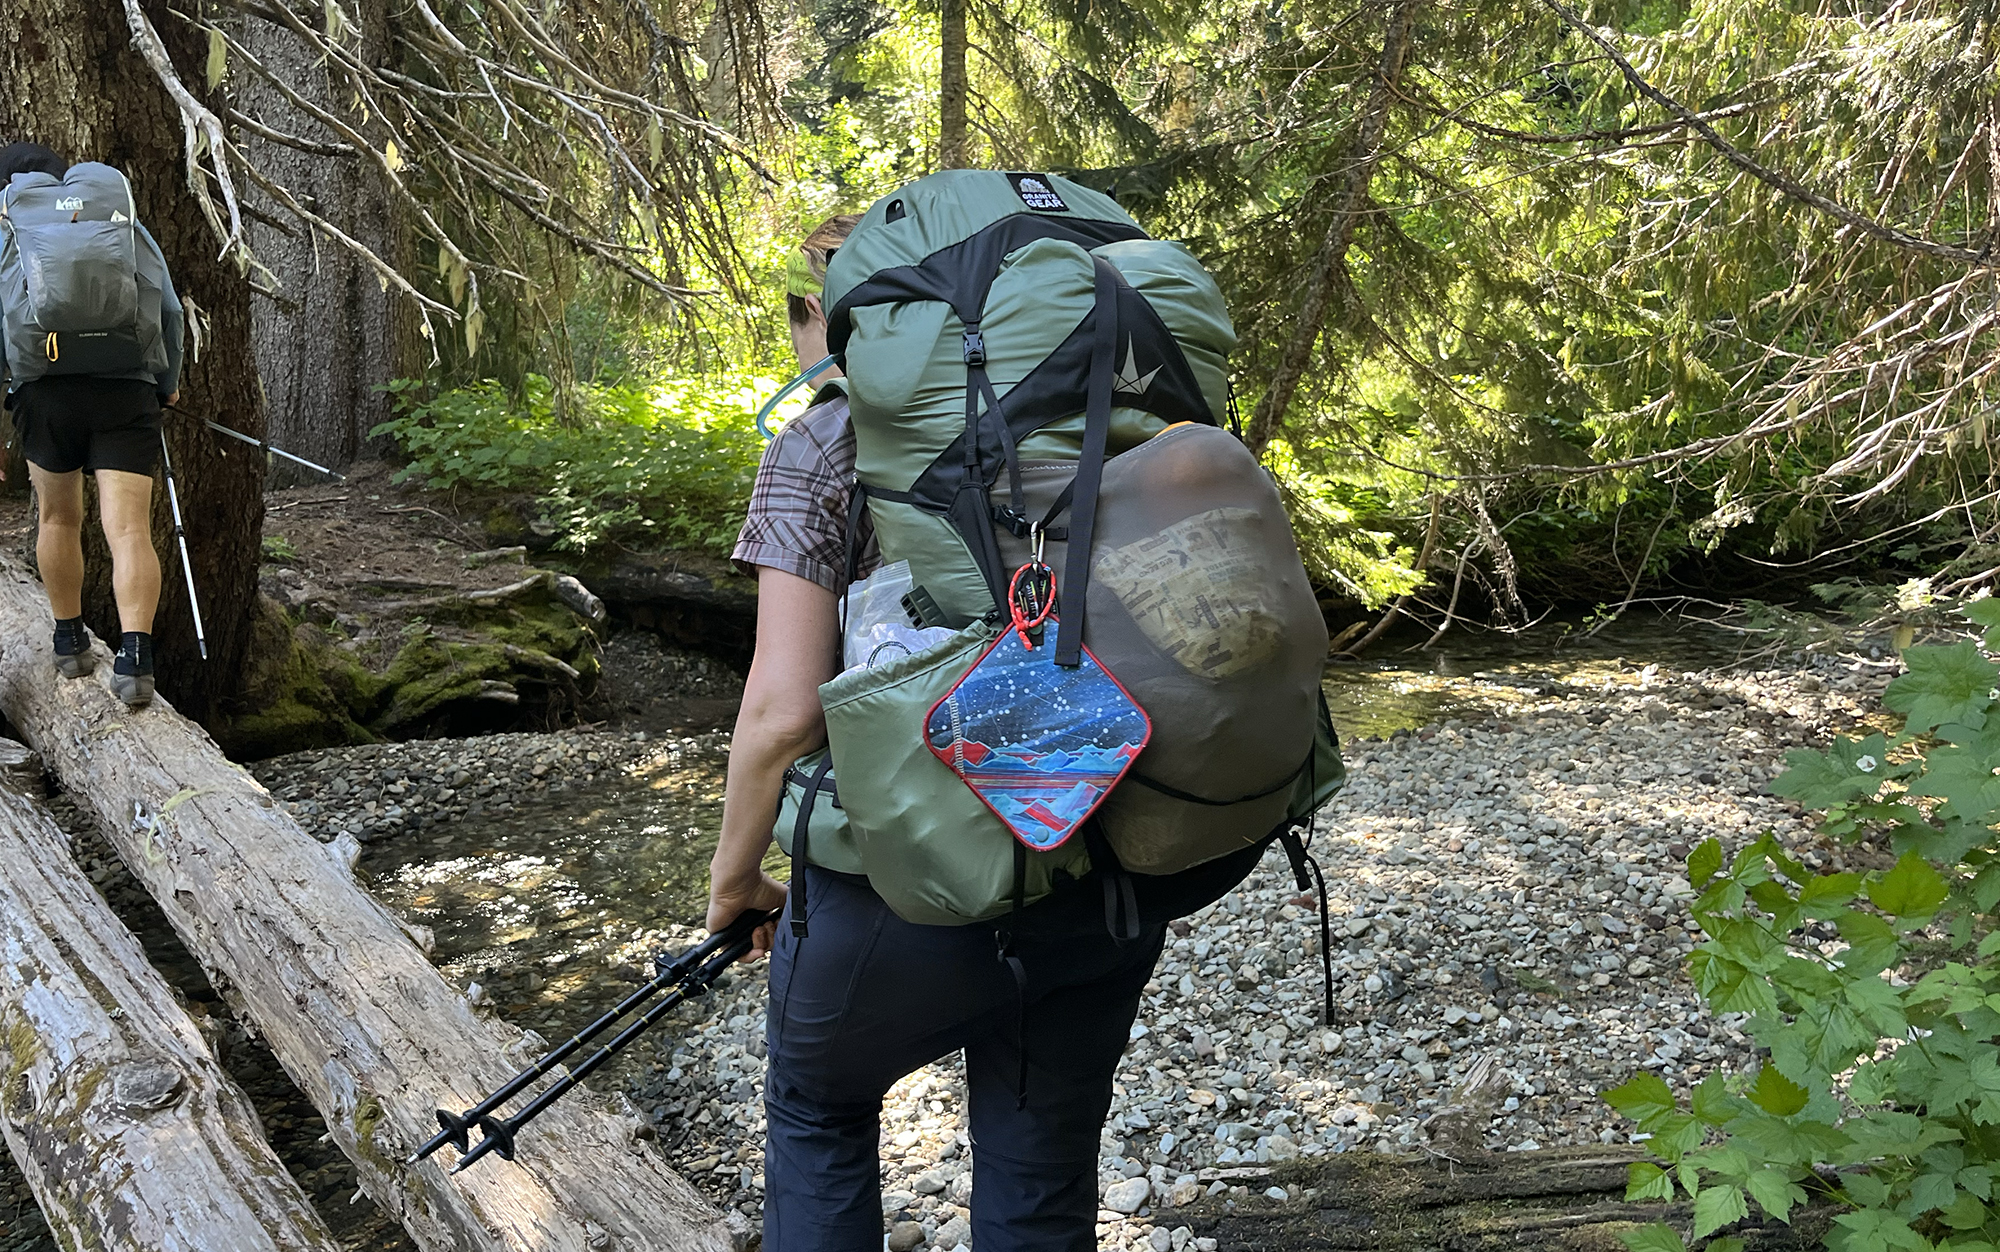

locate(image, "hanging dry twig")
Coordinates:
122 0 246 259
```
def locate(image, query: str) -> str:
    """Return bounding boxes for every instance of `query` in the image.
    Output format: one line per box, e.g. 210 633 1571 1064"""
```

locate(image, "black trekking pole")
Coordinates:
408 907 778 1172
163 405 346 481
157 430 208 661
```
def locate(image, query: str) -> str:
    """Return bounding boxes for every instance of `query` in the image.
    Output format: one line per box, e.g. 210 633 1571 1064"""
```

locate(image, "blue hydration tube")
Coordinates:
754 355 838 440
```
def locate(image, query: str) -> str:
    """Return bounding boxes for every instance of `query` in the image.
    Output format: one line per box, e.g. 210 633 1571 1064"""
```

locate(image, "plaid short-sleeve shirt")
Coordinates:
731 393 881 592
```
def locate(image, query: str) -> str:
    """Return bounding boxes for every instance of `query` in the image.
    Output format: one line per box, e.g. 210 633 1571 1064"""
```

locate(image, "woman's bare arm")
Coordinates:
707 567 842 958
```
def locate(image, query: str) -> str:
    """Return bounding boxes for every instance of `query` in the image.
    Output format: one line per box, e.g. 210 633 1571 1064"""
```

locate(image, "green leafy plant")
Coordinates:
374 374 778 555
1603 600 2000 1252
261 534 302 565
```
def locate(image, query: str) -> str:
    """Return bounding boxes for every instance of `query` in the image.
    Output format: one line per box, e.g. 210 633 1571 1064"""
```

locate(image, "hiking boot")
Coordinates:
52 617 93 679
112 632 154 707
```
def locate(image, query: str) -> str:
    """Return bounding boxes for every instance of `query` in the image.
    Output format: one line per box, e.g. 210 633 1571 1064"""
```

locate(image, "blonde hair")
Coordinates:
787 213 862 325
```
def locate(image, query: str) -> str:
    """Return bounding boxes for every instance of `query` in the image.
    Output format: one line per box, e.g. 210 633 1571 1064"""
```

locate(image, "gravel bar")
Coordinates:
240 651 1896 1252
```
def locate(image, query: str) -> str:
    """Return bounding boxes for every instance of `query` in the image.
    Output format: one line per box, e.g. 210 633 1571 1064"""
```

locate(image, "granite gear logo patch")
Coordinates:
1006 173 1068 212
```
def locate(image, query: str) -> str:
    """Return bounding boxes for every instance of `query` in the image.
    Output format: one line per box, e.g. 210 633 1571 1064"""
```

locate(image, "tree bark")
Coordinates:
939 0 969 169
238 1 415 480
0 756 342 1252
1245 0 1421 457
0 0 266 722
0 555 737 1252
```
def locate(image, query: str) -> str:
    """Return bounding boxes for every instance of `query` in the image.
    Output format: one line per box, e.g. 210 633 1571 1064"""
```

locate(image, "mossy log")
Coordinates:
0 556 736 1252
0 757 339 1252
223 569 606 758
1180 1148 1831 1250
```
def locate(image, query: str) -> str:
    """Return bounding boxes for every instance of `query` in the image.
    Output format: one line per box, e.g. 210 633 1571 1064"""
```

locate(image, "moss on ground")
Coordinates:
215 596 377 760
215 573 601 759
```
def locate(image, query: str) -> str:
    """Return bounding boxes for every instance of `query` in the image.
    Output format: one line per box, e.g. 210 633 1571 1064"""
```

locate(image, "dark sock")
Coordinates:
52 616 87 655
115 631 153 676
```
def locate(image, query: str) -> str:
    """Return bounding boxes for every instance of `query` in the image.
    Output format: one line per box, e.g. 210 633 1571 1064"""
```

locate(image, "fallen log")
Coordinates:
0 758 339 1252
0 555 735 1252
1179 1146 1832 1250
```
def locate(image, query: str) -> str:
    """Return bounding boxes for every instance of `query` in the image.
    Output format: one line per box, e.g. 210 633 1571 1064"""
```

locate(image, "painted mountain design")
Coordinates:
925 620 1150 851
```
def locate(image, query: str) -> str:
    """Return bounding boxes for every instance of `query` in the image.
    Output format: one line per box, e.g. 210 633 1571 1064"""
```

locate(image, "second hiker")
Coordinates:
0 142 184 707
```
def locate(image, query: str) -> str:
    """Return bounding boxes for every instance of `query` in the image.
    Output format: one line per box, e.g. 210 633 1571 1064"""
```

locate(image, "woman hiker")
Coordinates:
708 214 1258 1251
0 142 183 707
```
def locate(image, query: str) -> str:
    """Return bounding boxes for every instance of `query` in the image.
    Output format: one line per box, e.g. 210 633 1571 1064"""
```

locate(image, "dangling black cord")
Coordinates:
1279 827 1336 1026
1304 844 1334 1027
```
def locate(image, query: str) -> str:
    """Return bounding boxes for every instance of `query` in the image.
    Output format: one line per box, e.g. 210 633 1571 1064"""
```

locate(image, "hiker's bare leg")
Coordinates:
28 464 86 620
96 469 159 634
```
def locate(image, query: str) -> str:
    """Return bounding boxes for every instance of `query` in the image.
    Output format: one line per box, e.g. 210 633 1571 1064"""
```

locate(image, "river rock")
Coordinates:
935 1214 971 1247
1105 1176 1152 1213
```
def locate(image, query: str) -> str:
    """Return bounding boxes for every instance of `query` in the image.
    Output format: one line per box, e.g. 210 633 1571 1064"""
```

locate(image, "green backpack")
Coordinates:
781 170 1342 930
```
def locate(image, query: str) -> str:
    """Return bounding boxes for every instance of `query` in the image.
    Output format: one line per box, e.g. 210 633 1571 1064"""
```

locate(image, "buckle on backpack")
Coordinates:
961 327 986 367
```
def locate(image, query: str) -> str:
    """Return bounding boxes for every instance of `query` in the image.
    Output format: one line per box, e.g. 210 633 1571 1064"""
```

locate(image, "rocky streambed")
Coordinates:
0 623 1898 1252
254 636 1889 1251
585 651 1887 1251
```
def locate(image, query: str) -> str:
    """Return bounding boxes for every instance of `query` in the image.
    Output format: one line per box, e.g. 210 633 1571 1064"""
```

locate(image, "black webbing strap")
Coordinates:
1054 260 1120 668
789 755 837 939
1279 827 1335 1026
956 325 1012 611
1036 479 1076 536
1082 819 1141 944
843 481 870 587
983 375 1025 525
839 477 873 641
1130 745 1313 807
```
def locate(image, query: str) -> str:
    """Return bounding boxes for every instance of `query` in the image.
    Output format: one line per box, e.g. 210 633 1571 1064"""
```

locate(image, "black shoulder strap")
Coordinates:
1053 258 1120 668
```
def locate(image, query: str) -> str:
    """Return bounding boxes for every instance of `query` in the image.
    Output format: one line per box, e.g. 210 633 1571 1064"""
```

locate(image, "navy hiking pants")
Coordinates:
763 863 1166 1252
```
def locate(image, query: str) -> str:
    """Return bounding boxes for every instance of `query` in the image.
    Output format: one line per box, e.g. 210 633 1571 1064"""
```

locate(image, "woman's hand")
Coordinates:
707 866 788 962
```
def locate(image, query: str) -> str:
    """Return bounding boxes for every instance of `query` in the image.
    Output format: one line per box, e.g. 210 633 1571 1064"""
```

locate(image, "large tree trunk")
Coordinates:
0 555 738 1252
1244 0 1421 457
939 0 969 169
0 752 342 1252
1181 1149 1829 1250
0 0 265 722
239 2 414 480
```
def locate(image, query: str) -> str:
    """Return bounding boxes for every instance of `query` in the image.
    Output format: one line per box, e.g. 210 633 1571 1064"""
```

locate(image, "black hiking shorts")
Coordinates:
9 376 162 476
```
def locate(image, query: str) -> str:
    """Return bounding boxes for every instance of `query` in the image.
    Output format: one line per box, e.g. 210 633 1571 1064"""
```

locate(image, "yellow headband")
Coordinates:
785 250 823 299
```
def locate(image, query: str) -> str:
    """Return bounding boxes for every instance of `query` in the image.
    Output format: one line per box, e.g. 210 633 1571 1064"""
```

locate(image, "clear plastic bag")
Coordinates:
842 561 953 672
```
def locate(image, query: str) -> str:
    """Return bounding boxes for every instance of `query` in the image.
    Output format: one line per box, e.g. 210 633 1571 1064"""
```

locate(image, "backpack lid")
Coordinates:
3 163 137 227
820 170 1147 358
